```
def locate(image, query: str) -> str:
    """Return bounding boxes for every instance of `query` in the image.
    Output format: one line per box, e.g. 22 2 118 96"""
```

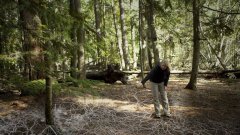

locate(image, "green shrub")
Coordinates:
78 79 100 88
65 76 101 87
21 80 45 95
60 77 101 96
21 79 61 96
9 74 26 87
65 76 79 87
1 74 26 92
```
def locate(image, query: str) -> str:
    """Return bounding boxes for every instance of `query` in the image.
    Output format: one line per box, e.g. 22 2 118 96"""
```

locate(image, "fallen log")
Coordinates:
123 70 218 74
123 70 240 74
123 70 240 79
86 65 127 84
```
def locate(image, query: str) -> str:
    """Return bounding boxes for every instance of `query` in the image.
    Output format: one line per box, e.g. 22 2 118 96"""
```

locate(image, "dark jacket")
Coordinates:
141 64 170 86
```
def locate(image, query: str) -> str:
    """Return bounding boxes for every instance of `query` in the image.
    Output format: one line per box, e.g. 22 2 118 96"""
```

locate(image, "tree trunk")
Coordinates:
101 0 107 69
69 0 85 79
111 0 124 69
70 23 78 78
145 0 160 65
131 26 137 69
139 0 144 79
185 0 200 90
18 0 44 81
94 0 102 64
139 5 150 70
62 54 67 80
0 26 4 75
119 0 130 70
130 1 137 69
147 47 153 69
69 0 81 18
77 22 86 79
44 42 54 125
163 43 167 60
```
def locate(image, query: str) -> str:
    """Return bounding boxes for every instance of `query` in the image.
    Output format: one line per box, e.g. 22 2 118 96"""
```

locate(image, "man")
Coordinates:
141 60 171 118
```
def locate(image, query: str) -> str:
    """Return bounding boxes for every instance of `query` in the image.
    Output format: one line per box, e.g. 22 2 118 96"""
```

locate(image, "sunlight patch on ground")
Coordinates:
197 78 226 86
75 96 153 113
0 100 28 117
171 106 214 116
1 77 240 134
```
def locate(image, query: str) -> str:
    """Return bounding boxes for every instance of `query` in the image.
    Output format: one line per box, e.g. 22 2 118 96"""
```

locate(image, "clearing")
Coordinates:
0 76 240 135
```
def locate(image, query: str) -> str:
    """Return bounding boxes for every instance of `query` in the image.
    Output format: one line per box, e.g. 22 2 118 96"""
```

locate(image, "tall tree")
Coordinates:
69 0 86 79
70 23 78 78
119 0 130 70
44 41 54 125
130 0 137 69
111 0 124 69
77 22 86 79
139 0 144 79
94 0 102 64
185 0 201 90
0 9 7 76
140 1 150 70
18 0 44 80
145 0 160 65
69 0 81 78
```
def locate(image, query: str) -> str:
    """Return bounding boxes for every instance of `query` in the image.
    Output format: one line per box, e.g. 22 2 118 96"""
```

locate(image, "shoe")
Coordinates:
151 113 161 119
165 113 171 117
162 113 171 117
154 115 161 118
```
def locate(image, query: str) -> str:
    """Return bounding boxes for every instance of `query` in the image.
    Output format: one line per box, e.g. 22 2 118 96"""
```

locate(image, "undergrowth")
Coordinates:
59 77 101 97
21 79 61 95
2 74 101 97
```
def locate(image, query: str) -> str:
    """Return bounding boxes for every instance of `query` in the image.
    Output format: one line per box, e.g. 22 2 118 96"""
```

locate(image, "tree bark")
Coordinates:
70 23 78 78
145 0 160 65
185 0 201 90
44 42 54 125
0 22 4 75
119 0 130 70
77 22 86 79
69 0 86 79
130 1 137 69
139 4 150 70
112 0 124 69
139 0 144 79
69 0 81 18
94 0 102 64
18 0 44 81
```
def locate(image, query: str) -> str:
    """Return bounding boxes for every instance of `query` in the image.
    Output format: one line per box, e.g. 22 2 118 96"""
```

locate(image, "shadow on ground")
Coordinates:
0 76 240 134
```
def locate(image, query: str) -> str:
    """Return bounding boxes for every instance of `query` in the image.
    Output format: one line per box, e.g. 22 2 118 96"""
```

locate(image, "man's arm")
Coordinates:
164 71 170 86
141 68 155 87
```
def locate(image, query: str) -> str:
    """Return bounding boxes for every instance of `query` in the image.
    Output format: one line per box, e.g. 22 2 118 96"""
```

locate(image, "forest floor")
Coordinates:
0 75 240 135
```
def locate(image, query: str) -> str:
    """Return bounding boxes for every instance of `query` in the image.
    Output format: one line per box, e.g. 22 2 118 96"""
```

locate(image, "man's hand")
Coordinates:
141 81 146 88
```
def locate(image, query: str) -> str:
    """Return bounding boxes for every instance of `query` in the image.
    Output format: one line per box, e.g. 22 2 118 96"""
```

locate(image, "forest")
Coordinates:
0 0 240 134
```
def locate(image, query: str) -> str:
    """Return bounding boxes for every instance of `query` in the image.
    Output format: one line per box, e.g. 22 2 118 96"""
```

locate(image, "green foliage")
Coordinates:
65 76 80 87
203 15 234 39
21 80 45 95
165 0 173 9
61 77 101 96
78 79 95 88
0 55 17 65
65 76 101 87
21 79 61 96
8 74 26 88
0 73 25 93
1 0 240 84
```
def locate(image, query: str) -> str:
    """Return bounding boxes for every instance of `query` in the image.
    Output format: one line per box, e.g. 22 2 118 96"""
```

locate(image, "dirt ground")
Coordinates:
0 76 240 134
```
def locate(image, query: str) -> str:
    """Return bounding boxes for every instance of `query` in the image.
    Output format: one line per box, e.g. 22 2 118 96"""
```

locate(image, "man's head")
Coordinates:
160 60 169 70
